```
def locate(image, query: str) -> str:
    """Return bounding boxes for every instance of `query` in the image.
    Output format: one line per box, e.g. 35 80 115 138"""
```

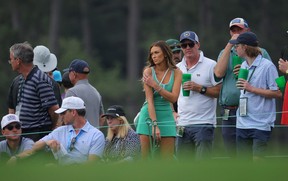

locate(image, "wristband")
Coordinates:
152 120 157 126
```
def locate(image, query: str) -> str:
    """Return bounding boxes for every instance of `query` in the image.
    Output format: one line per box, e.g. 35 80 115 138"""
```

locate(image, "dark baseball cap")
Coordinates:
166 39 181 52
69 59 90 74
101 105 126 118
229 32 259 47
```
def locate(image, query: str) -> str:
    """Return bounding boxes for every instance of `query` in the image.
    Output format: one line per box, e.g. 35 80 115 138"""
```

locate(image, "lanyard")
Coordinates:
17 76 24 104
243 66 257 94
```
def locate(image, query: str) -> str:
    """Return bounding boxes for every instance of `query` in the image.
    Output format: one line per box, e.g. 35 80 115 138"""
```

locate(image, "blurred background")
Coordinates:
0 0 288 157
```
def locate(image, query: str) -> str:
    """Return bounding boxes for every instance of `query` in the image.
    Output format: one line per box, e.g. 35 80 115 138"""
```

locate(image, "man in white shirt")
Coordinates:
176 31 222 160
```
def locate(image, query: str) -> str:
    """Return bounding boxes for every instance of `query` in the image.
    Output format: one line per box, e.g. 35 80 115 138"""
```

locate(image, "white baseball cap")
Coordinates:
1 114 21 129
33 45 57 72
55 97 86 114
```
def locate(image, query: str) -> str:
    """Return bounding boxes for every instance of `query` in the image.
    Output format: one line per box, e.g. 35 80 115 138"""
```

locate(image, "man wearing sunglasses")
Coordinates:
8 97 105 165
0 114 34 162
214 18 271 158
176 31 222 160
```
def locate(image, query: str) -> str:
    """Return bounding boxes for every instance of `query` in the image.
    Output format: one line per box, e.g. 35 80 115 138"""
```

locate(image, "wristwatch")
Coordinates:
200 86 207 94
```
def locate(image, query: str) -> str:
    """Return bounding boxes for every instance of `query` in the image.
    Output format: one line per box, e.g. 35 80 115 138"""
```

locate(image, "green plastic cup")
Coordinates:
232 55 243 78
182 74 191 96
232 55 243 68
275 76 286 93
238 68 249 80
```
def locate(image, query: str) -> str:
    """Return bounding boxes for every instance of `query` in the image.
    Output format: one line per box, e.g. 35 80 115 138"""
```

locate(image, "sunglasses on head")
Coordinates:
5 124 21 131
180 42 195 49
69 137 76 151
170 45 180 50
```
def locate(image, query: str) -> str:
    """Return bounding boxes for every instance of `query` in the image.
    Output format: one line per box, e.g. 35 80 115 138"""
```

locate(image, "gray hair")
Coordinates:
9 42 34 64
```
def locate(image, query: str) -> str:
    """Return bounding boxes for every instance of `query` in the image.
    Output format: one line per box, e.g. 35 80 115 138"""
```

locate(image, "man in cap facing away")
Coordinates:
65 59 105 128
8 96 105 165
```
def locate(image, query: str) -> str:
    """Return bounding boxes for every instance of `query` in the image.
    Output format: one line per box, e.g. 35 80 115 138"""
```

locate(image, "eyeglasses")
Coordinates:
69 137 76 151
180 42 195 49
5 124 21 131
234 44 241 48
170 45 180 50
173 50 181 54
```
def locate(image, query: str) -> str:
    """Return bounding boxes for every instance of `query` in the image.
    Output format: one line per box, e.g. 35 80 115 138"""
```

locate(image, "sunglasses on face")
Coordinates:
69 137 76 151
5 124 21 131
180 42 195 49
170 45 181 50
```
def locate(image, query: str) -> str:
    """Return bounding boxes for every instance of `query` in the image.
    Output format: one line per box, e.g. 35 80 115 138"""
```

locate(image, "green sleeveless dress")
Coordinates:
136 67 176 137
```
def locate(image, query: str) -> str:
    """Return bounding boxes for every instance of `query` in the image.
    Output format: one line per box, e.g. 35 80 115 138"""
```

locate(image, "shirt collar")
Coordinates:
68 120 90 133
243 54 262 69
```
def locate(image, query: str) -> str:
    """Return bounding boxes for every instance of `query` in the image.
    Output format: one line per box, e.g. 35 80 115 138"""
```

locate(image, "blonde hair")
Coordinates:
106 116 131 141
245 45 262 58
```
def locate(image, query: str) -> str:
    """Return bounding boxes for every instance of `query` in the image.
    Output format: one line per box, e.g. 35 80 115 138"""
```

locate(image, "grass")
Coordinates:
1 155 287 181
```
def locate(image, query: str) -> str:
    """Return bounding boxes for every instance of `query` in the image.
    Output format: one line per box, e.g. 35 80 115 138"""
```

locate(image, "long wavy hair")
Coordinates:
145 40 177 69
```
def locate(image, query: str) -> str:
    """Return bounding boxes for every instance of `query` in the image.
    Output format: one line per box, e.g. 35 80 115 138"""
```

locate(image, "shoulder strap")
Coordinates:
159 68 169 84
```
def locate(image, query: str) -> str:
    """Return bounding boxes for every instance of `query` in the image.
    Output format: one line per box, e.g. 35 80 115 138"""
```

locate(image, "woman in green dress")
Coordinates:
136 41 182 159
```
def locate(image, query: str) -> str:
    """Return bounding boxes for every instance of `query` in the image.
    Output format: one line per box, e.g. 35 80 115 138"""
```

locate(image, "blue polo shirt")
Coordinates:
236 55 279 131
41 121 105 165
218 47 271 106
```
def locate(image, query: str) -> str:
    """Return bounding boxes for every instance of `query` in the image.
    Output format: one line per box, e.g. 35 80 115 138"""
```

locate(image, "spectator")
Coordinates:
7 42 59 141
0 114 34 163
33 45 62 106
166 39 182 64
176 31 222 160
166 38 183 114
61 71 73 99
230 32 282 160
8 96 105 165
102 105 140 163
214 18 272 158
136 40 182 159
52 70 62 87
65 59 105 128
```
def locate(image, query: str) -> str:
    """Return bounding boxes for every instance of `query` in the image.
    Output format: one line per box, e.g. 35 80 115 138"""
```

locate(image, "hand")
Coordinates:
233 64 241 76
230 33 240 40
173 112 179 124
7 156 18 165
278 58 288 74
46 140 60 152
236 78 252 91
143 73 157 88
183 81 201 92
152 124 161 144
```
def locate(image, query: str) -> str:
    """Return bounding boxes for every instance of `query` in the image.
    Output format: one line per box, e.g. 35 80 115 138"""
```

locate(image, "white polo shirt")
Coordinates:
177 51 221 126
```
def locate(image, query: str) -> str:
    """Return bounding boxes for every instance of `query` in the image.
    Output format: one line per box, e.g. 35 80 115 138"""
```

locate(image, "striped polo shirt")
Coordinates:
19 66 58 129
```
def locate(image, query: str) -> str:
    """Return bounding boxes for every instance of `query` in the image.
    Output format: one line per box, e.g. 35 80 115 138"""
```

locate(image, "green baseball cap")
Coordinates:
166 39 181 52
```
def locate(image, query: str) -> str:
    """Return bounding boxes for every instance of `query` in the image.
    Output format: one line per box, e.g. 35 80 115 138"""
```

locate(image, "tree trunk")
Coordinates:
127 0 140 117
9 0 21 32
199 0 212 38
49 0 62 56
80 0 92 56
